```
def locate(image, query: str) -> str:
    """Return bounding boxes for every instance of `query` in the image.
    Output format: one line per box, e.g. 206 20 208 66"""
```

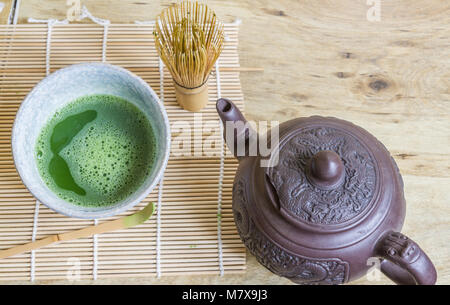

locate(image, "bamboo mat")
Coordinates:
0 22 246 281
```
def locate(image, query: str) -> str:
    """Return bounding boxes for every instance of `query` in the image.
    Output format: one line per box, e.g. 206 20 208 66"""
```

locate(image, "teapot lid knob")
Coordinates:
307 150 345 190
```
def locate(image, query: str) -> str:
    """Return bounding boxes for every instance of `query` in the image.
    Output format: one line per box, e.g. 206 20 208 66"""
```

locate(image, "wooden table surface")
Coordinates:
1 0 448 285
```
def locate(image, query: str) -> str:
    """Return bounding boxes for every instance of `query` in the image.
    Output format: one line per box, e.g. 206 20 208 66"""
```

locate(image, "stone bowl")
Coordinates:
11 63 170 219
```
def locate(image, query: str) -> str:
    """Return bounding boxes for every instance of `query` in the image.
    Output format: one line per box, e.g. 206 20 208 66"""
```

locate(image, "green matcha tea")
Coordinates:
36 94 156 207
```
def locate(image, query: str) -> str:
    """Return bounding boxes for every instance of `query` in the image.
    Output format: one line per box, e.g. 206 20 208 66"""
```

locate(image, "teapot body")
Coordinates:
217 98 437 285
233 155 405 284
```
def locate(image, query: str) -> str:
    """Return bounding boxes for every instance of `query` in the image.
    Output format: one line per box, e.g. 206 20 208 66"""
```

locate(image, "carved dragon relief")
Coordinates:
267 126 377 225
378 231 421 266
232 178 349 285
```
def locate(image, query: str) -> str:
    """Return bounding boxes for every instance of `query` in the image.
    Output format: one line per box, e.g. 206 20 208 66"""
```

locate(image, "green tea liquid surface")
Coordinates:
36 94 156 207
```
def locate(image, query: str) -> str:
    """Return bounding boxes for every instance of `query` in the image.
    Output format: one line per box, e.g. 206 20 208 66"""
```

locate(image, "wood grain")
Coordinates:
0 0 13 24
7 0 450 285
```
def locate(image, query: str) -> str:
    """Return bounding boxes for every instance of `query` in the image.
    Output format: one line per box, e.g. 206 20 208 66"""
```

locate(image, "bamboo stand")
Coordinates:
174 81 209 112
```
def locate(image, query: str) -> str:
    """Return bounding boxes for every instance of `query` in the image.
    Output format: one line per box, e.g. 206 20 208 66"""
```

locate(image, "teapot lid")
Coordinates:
260 116 403 242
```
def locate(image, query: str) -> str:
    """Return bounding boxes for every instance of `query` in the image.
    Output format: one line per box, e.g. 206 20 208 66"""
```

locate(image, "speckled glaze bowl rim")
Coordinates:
11 62 171 219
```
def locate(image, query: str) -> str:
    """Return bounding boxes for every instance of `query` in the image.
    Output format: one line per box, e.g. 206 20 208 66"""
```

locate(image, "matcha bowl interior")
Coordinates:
12 63 170 219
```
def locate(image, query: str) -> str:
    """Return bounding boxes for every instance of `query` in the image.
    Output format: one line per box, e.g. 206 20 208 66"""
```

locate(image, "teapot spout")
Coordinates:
216 98 256 160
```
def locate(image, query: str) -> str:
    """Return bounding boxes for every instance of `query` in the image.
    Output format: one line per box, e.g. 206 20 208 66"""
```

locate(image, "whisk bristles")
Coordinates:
154 1 224 88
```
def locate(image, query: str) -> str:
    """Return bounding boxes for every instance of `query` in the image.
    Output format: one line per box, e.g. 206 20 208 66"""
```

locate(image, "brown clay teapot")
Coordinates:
216 98 437 285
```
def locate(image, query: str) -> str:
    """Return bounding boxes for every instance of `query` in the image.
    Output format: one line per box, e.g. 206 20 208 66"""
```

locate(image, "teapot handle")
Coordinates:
375 231 437 285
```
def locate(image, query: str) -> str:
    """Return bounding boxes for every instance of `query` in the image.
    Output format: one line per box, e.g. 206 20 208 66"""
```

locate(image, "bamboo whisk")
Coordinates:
154 1 224 112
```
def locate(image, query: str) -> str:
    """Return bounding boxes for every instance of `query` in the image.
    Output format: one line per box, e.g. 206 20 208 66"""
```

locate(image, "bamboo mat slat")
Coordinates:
0 23 246 281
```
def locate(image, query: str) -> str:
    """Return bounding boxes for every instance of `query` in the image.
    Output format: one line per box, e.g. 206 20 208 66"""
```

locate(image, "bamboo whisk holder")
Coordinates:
174 81 209 112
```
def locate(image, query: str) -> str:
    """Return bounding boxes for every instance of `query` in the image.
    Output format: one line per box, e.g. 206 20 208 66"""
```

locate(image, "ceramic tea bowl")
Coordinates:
12 63 170 219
